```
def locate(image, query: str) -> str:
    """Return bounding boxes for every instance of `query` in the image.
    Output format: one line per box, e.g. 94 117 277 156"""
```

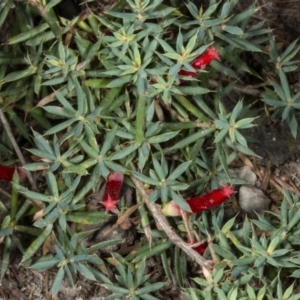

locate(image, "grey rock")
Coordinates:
229 166 257 185
239 185 271 216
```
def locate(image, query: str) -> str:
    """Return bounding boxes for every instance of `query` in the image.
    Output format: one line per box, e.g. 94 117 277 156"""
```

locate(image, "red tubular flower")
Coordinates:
193 241 208 256
0 165 26 182
162 185 234 216
187 237 208 256
101 172 124 213
186 185 234 213
178 46 220 81
191 47 220 69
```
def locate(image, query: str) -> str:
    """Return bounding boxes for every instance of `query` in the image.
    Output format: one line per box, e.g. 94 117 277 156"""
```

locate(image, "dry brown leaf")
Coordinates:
33 208 44 221
43 231 55 255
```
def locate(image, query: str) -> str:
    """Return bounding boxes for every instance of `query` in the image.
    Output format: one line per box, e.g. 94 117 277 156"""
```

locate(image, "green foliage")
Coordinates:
0 173 41 278
183 190 300 299
14 172 107 232
29 226 115 296
215 101 256 149
262 69 300 138
0 0 300 298
261 37 300 138
104 253 165 300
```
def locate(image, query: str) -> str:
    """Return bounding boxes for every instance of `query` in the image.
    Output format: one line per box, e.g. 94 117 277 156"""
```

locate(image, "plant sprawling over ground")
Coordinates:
1 0 300 298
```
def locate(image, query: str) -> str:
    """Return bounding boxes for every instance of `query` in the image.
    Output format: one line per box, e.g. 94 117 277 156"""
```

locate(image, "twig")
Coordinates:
130 173 213 270
99 203 141 241
0 108 37 191
181 208 193 243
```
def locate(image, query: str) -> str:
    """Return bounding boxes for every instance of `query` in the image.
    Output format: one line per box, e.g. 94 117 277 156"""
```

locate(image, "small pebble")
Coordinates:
239 185 271 216
229 166 257 185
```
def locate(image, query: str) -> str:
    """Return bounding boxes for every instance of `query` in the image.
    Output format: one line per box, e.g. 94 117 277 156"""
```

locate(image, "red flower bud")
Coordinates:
193 241 208 256
162 185 234 216
187 237 208 255
178 46 220 81
0 165 26 182
101 172 124 213
178 70 197 78
194 242 208 255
